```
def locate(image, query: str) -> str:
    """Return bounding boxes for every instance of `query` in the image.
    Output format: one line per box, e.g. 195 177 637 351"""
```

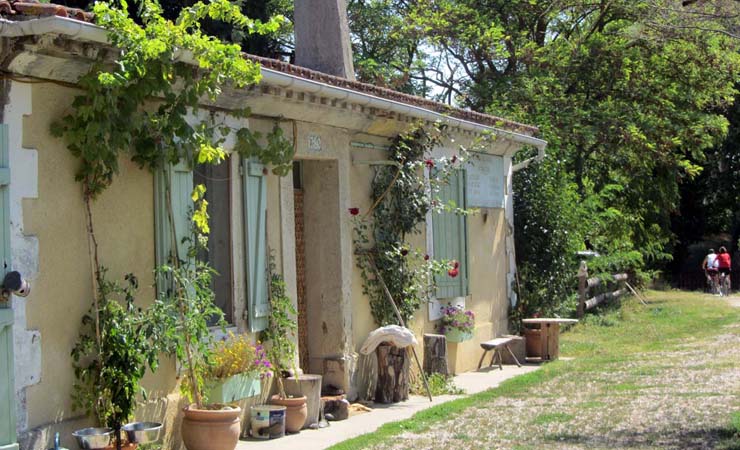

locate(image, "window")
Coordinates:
194 161 233 324
155 156 269 332
432 169 468 298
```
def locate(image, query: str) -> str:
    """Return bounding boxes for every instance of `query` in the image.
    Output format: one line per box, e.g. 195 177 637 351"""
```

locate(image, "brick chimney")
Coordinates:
293 0 355 80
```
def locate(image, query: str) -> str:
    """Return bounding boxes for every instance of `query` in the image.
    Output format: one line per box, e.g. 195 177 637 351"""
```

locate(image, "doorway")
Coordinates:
294 159 344 375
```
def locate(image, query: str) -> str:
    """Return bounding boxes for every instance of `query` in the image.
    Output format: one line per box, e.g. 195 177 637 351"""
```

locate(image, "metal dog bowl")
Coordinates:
71 428 112 449
122 422 163 444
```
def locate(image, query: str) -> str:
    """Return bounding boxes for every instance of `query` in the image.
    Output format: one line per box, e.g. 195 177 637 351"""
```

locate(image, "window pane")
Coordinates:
194 161 233 324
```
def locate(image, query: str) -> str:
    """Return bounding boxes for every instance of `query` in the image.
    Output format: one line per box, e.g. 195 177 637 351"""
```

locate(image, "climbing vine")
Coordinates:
352 122 483 325
52 0 294 441
51 0 292 198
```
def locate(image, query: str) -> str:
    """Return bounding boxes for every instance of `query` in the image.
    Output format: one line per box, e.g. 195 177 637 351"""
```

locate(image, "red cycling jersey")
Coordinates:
717 253 731 269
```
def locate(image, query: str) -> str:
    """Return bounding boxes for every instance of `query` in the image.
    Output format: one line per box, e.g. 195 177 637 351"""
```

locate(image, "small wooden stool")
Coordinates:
478 337 522 370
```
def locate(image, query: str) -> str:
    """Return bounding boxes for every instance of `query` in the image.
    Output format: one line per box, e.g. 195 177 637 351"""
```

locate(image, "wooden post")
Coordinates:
423 334 448 376
375 343 410 403
577 261 588 318
364 253 433 402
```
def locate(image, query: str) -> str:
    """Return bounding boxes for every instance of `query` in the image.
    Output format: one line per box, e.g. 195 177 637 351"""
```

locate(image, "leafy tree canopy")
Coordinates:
349 0 740 315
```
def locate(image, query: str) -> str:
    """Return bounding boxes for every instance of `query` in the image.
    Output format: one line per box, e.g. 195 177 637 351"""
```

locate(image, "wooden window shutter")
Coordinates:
0 124 18 448
154 161 193 295
433 169 468 298
0 125 9 277
243 159 269 332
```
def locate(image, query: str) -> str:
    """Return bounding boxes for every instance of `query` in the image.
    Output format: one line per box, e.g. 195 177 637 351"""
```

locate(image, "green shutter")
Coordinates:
243 159 269 332
433 169 468 298
0 126 9 277
0 125 18 450
154 162 193 294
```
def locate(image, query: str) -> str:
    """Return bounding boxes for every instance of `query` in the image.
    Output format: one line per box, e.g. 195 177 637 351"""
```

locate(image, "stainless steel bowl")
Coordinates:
71 428 112 449
122 422 163 444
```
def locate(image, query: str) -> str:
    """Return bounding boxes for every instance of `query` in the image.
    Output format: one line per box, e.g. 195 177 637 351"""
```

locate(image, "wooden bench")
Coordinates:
478 337 522 370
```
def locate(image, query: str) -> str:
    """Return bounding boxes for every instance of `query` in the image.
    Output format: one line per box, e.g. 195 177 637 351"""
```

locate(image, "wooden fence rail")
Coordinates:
577 261 628 318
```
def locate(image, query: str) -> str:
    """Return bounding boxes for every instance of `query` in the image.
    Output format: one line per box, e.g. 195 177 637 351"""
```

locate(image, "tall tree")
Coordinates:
349 0 740 312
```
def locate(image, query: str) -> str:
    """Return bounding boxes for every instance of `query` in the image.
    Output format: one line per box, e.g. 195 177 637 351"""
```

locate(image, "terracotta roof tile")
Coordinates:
0 4 538 134
248 55 538 134
2 0 93 21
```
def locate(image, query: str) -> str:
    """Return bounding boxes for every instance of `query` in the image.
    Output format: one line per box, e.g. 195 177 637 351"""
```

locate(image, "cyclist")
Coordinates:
716 246 732 295
702 248 719 294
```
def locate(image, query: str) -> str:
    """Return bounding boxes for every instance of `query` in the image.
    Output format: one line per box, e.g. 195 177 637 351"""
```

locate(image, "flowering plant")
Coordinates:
182 332 272 397
208 333 273 380
438 305 475 334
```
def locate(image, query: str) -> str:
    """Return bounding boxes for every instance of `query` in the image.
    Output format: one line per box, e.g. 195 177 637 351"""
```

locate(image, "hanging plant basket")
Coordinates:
445 328 473 343
204 372 262 403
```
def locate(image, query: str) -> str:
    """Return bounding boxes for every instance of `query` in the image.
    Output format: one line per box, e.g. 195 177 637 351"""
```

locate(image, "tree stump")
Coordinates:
423 333 448 376
375 343 409 403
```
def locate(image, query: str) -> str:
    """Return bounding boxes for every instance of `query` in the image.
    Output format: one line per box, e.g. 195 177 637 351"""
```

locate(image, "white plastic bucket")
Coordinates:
250 405 286 439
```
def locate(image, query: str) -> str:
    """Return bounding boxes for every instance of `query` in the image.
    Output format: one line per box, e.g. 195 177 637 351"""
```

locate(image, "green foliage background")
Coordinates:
347 0 740 317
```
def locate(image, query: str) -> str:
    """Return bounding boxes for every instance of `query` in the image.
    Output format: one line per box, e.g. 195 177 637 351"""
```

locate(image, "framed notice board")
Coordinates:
465 153 504 208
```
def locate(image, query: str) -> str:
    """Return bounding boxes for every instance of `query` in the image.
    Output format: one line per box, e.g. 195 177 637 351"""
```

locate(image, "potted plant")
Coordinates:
438 305 475 343
71 271 162 450
190 332 273 404
262 262 307 433
153 186 241 450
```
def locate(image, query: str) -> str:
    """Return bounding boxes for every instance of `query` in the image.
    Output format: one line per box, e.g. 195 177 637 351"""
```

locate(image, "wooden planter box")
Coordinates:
204 373 261 403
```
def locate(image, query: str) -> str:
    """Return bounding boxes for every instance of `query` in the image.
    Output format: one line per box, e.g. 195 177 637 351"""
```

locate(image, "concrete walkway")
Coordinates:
235 363 540 450
725 294 740 308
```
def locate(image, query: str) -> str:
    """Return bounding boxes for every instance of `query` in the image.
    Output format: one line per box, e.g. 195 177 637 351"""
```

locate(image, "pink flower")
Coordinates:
348 207 360 216
425 159 435 169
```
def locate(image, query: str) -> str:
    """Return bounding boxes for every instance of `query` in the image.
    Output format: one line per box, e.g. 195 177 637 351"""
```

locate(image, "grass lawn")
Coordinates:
329 291 740 450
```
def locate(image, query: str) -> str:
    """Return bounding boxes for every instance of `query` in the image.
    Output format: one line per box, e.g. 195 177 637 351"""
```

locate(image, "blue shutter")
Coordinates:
0 124 18 449
154 162 193 294
243 159 269 332
433 169 468 298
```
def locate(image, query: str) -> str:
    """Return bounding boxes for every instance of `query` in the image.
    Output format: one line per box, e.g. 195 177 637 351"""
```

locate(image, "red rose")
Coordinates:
425 159 435 169
453 261 459 269
400 248 409 256
448 268 459 278
424 254 430 261
451 155 457 163
262 167 269 175
348 207 360 216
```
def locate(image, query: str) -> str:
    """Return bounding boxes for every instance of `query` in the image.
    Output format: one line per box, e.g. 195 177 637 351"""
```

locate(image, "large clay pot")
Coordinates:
270 395 307 433
181 405 241 450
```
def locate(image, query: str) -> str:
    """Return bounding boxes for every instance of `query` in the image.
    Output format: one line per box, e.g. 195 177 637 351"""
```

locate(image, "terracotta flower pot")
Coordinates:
270 395 307 433
181 405 241 450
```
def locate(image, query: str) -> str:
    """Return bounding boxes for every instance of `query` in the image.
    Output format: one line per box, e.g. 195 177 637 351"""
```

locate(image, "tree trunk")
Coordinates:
375 343 409 403
423 334 448 376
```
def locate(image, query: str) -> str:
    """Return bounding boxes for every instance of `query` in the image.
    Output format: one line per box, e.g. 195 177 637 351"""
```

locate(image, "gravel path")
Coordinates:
366 299 740 450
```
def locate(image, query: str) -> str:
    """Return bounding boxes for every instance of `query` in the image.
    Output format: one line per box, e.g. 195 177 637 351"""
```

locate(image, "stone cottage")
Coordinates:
0 3 546 449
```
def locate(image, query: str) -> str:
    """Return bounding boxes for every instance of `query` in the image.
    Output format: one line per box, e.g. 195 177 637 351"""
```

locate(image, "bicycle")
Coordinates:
718 272 731 297
706 271 719 295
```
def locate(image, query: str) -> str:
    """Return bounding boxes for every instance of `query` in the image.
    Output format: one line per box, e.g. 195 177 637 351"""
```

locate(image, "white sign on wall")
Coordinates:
465 153 505 208
307 133 322 152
